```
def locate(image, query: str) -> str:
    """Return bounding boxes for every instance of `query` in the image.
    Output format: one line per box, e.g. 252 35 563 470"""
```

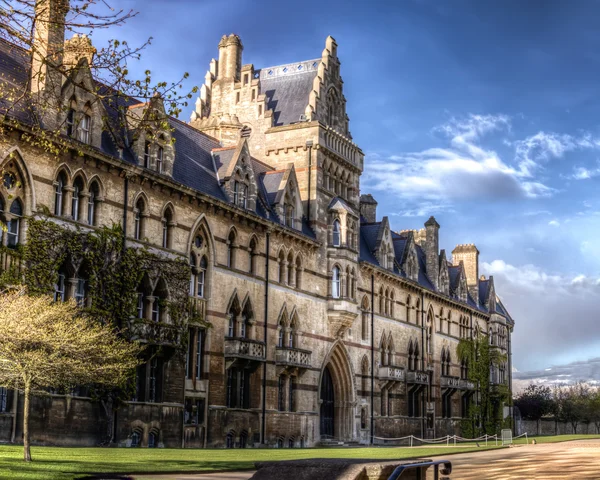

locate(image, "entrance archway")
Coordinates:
319 342 355 441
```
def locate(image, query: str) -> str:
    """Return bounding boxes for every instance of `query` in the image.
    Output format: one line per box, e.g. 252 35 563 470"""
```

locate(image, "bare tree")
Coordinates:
0 288 141 462
0 0 197 153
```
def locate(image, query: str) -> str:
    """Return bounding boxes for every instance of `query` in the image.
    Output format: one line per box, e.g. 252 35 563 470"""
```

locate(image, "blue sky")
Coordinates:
90 0 600 379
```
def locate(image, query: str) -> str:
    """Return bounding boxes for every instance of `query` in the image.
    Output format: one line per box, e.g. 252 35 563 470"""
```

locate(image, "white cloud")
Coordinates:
569 163 600 180
548 220 560 227
364 114 600 206
482 260 600 371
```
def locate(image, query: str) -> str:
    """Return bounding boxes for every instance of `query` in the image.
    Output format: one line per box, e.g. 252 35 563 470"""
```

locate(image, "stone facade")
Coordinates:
0 0 514 448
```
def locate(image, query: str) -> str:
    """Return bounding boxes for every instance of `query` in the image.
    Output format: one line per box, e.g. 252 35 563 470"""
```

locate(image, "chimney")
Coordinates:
424 216 440 290
452 244 480 304
217 34 243 80
360 194 377 223
63 33 96 71
30 0 69 95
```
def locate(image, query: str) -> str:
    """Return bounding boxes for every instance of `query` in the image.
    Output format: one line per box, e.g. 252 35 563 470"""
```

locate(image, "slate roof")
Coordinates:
258 61 319 126
0 39 317 241
261 171 285 205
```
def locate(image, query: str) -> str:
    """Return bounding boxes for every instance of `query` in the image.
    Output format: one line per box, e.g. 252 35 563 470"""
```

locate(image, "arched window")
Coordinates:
227 230 236 268
285 204 294 228
54 264 68 302
133 197 146 241
447 311 452 335
152 278 169 323
332 219 341 247
78 105 91 144
197 256 207 298
390 290 395 317
248 237 258 274
162 207 174 249
406 295 411 323
345 266 350 298
384 288 390 315
7 199 22 247
380 334 388 366
378 286 384 314
131 430 141 448
66 99 76 137
331 266 341 298
289 312 298 348
74 266 88 307
350 268 356 300
156 146 164 173
148 431 157 448
87 181 99 226
295 256 302 289
71 176 84 221
278 250 286 284
189 253 196 296
361 296 370 341
54 172 67 216
143 140 151 168
287 251 295 286
227 295 241 338
278 317 285 347
361 356 369 394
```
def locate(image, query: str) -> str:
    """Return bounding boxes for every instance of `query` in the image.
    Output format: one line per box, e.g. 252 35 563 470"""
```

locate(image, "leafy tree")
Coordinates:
514 384 555 421
588 388 600 434
555 383 591 434
0 0 197 154
0 288 141 462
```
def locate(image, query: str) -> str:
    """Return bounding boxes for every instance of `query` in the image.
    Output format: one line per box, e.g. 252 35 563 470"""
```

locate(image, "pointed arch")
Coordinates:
1 147 36 214
319 340 356 441
187 214 216 260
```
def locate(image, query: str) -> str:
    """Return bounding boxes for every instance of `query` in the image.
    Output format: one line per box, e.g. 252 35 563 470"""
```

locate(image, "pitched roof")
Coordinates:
258 59 319 126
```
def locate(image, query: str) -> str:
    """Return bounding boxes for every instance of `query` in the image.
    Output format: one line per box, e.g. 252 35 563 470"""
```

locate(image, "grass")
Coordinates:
1 434 599 480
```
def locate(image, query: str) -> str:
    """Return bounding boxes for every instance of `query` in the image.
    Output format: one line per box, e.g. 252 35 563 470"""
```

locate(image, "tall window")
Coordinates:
227 230 236 268
87 181 99 226
278 250 286 284
7 199 22 247
332 219 341 247
54 172 67 216
233 181 240 205
74 273 87 307
134 198 145 240
331 266 341 298
226 368 250 409
71 177 84 221
156 146 164 173
278 376 286 411
162 207 173 249
248 238 257 275
78 112 91 144
144 141 151 168
148 357 160 402
295 256 302 289
66 105 75 137
197 256 207 298
54 265 67 302
285 205 294 228
0 387 9 413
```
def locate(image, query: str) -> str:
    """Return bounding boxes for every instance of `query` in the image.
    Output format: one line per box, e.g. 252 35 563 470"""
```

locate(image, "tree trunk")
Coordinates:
23 380 31 462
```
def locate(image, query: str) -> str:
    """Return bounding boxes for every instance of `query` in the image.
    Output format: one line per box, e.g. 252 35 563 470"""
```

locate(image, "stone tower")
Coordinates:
452 244 480 304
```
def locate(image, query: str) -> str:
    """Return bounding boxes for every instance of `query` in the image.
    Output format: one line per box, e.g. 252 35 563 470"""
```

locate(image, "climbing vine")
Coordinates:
457 333 510 437
2 217 209 351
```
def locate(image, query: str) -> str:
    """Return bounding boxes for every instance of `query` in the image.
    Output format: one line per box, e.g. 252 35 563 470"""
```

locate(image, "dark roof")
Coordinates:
479 280 490 306
0 39 34 123
258 59 319 126
168 118 226 201
261 171 285 205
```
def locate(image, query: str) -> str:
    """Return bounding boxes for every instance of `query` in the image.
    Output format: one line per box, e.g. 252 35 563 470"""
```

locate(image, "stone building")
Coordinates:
0 0 514 448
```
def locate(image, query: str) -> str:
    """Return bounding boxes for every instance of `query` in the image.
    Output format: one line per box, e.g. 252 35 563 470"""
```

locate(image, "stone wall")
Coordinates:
517 418 600 436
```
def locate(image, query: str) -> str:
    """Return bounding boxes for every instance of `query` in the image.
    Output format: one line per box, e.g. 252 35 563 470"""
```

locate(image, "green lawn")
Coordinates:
1 434 599 480
0 444 501 480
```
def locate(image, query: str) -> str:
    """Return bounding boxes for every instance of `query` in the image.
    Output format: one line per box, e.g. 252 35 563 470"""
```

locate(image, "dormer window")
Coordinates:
78 112 91 144
66 108 75 137
144 141 151 168
332 220 341 247
285 205 294 228
156 146 164 173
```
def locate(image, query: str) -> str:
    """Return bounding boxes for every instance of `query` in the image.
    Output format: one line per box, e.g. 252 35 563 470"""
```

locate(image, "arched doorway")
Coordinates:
320 367 335 438
319 342 356 441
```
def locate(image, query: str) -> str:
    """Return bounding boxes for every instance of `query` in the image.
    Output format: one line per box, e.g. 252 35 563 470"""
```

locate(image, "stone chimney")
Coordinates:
424 216 440 290
63 33 96 71
217 34 243 81
30 0 69 95
452 244 480 304
359 194 377 223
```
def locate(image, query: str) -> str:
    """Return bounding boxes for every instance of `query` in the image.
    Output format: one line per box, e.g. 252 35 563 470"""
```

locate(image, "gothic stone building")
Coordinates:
0 0 514 448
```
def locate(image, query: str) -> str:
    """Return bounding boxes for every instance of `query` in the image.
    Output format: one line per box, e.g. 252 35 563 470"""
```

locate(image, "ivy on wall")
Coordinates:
457 333 510 437
2 218 208 350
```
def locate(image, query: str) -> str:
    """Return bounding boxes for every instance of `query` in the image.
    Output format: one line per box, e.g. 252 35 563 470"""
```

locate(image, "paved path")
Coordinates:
427 439 600 479
140 439 600 480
